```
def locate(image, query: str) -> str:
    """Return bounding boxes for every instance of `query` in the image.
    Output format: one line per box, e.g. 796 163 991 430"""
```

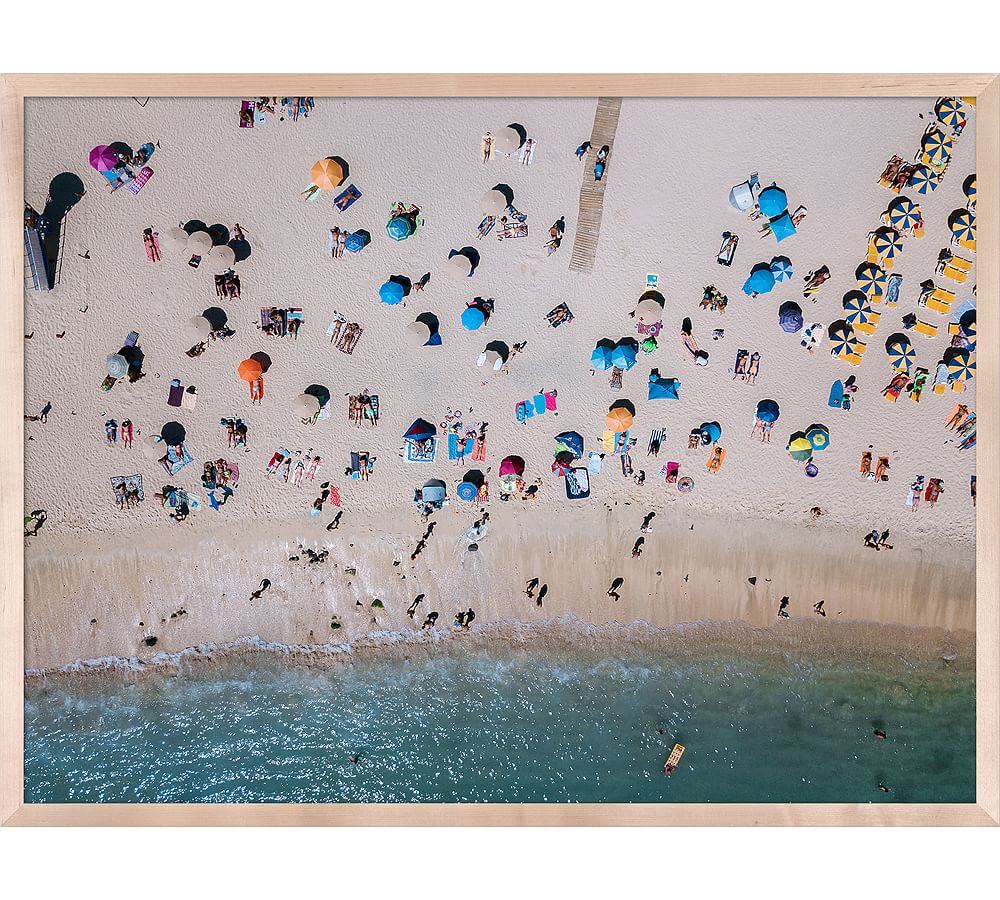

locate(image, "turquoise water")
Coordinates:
24 649 974 803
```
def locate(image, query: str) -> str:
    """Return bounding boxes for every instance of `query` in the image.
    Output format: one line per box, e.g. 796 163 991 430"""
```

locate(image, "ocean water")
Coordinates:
25 648 974 803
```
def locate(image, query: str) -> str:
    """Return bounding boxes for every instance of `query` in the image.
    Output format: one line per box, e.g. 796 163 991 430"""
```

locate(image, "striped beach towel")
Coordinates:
647 428 665 455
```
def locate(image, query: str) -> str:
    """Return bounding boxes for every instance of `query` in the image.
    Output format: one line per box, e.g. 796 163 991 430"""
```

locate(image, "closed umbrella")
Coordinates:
907 164 938 195
743 265 775 296
186 231 213 253
787 434 813 462
480 189 509 216
921 130 953 169
591 341 614 371
404 320 432 346
184 315 212 342
461 306 486 331
886 337 915 372
89 145 118 171
207 244 236 274
311 157 346 190
161 226 189 253
446 252 473 279
935 97 966 131
611 340 637 371
495 126 522 154
770 256 793 281
805 424 830 451
946 348 975 384
757 184 788 218
106 353 128 379
950 209 976 246
756 399 780 423
238 358 263 382
886 198 921 233
292 393 321 418
379 280 405 305
856 262 886 300
386 216 413 241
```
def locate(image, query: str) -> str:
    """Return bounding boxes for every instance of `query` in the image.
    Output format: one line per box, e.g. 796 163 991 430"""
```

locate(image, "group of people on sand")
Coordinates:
104 418 134 448
863 528 893 551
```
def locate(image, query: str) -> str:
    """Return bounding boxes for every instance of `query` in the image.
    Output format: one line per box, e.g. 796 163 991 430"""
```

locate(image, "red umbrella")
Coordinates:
89 145 118 172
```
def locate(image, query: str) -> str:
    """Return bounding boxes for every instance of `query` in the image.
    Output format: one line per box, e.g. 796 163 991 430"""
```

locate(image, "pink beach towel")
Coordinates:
544 391 557 411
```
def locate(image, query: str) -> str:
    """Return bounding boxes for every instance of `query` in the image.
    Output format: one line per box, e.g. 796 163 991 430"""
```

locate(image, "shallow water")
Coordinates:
24 648 974 803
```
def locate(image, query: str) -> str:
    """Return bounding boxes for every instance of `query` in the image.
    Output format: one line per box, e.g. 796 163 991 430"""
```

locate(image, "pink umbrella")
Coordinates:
89 145 117 172
499 455 525 477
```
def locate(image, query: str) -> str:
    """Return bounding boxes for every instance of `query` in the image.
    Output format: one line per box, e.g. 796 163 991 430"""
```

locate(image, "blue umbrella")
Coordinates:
648 375 680 400
386 216 413 241
344 232 367 253
591 341 614 371
461 306 486 330
770 256 793 281
611 340 637 371
769 212 796 242
743 265 775 296
779 303 803 333
457 481 479 501
758 184 788 218
555 430 584 458
379 280 405 305
756 399 780 423
699 421 722 443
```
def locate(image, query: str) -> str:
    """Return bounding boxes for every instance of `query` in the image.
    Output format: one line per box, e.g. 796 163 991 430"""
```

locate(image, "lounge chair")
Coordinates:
914 319 938 338
939 253 973 283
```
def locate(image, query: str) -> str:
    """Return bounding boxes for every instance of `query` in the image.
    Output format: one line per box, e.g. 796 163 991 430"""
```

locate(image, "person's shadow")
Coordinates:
41 173 85 285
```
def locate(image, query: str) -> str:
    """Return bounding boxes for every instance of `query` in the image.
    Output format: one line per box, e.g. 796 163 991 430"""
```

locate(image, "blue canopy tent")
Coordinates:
403 418 436 442
648 374 680 400
699 421 722 443
768 212 797 242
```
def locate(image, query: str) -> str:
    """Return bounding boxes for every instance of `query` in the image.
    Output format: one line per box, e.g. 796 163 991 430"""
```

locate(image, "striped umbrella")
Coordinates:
769 256 793 281
964 174 976 201
843 293 874 327
921 129 954 169
805 425 830 452
907 164 938 195
856 262 887 300
828 322 860 358
946 348 975 384
886 337 915 373
887 197 921 233
871 228 904 265
950 209 976 245
935 97 966 131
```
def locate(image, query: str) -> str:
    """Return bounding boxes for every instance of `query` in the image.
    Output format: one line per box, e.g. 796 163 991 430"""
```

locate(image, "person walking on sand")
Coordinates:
778 596 790 617
631 537 644 559
525 578 539 598
38 401 52 423
407 594 424 618
813 600 826 617
536 584 548 607
249 578 271 601
640 511 655 533
575 141 591 160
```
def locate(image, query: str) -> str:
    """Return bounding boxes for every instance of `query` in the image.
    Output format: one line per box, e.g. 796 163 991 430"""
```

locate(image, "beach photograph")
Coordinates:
18 90 980 806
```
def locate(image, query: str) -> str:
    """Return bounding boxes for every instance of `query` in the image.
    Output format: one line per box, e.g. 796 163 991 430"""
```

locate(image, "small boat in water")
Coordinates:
663 742 685 776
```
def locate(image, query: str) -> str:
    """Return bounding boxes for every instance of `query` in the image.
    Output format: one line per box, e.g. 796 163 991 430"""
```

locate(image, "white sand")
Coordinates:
23 96 976 668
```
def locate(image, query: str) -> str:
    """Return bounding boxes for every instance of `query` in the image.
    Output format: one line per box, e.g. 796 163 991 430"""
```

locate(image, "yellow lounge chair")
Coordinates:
957 235 976 253
934 382 946 395
914 320 938 338
948 322 961 336
854 312 880 335
941 255 973 283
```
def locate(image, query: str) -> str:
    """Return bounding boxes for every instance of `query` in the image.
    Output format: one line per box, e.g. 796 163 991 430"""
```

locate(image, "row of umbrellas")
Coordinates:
742 256 792 296
787 425 830 461
592 338 638 371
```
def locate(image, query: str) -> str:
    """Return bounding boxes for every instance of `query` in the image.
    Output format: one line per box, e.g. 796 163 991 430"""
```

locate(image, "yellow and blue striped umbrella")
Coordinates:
950 209 976 245
887 197 921 232
843 292 874 326
871 227 904 265
886 336 915 372
964 174 976 201
946 347 975 384
856 262 887 299
805 424 830 451
935 97 966 131
829 322 860 357
922 129 954 169
907 164 937 195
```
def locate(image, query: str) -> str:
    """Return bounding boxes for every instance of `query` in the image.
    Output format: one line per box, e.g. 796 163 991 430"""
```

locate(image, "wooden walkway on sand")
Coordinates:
569 97 622 273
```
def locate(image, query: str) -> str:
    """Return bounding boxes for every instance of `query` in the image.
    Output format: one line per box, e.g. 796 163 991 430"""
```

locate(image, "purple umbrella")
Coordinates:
89 145 117 172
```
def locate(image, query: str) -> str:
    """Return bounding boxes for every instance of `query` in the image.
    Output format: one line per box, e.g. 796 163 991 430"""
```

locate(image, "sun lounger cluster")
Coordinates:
878 99 968 197
239 97 315 128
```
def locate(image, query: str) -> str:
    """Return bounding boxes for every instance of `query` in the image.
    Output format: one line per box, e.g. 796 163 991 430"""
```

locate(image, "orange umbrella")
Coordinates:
311 157 346 190
238 358 263 382
606 408 633 431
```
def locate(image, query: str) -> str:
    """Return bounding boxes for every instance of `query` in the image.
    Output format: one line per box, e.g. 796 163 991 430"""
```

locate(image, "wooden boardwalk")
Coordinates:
569 97 623 273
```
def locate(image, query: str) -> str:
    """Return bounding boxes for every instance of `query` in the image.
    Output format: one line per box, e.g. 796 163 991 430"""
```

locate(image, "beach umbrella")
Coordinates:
404 419 436 442
207 244 236 274
958 308 976 340
186 230 213 253
404 320 432 346
606 407 634 431
828 322 860 358
89 144 118 171
699 421 722 443
311 157 346 190
964 174 976 201
946 347 975 384
921 130 953 168
207 224 231 246
480 189 509 217
386 216 413 241
555 431 584 459
292 393 321 418
421 479 446 503
551 453 574 477
843 293 874 327
787 433 813 462
756 399 780 423
161 421 186 446
184 315 212 342
461 306 486 331
743 265 775 296
499 455 525 477
950 209 976 245
757 184 788 218
160 226 189 253
106 353 128 379
935 97 966 131
379 280 405 305
457 481 479 501
770 256 793 281
237 358 263 382
729 181 754 211
345 231 369 253
855 262 886 300
805 424 829 451
648 377 680 400
778 302 803 333
446 252 473 279
907 164 938 195
591 340 615 371
141 434 164 459
886 197 920 233
871 227 904 264
634 298 664 322
886 337 915 372
495 126 522 154
611 340 637 371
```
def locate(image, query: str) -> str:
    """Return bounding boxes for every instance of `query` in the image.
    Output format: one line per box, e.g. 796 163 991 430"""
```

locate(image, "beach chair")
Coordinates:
664 743 685 776
939 253 973 283
914 320 938 338
852 311 880 335
925 286 955 314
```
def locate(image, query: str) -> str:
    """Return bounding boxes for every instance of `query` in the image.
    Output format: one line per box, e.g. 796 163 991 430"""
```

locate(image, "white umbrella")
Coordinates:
404 320 431 346
207 244 236 274
106 353 128 378
292 393 321 418
634 298 663 323
480 189 508 217
495 126 522 154
186 231 213 253
184 315 212 342
161 226 189 253
446 253 473 279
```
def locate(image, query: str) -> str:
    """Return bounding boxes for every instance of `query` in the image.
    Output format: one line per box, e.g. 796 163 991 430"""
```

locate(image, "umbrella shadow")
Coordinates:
507 124 527 147
389 274 413 296
208 224 231 246
250 351 272 373
203 307 228 330
883 332 910 352
609 398 636 417
462 469 486 487
416 311 440 335
638 289 665 307
452 246 481 274
492 183 515 206
183 219 208 235
304 383 331 406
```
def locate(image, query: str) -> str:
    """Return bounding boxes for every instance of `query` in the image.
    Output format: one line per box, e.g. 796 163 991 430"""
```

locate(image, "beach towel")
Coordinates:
404 438 437 464
163 444 193 476
477 216 496 239
448 433 470 460
533 394 547 415
181 386 197 410
329 485 341 508
544 391 557 411
127 167 153 194
609 368 623 391
545 303 574 328
648 429 665 455
350 451 360 478
587 451 603 476
602 431 615 453
733 349 748 378
167 378 184 407
333 184 362 211
665 461 680 484
516 401 528 423
707 447 726 473
566 467 590 499
471 435 487 462
240 100 255 127
110 474 144 504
